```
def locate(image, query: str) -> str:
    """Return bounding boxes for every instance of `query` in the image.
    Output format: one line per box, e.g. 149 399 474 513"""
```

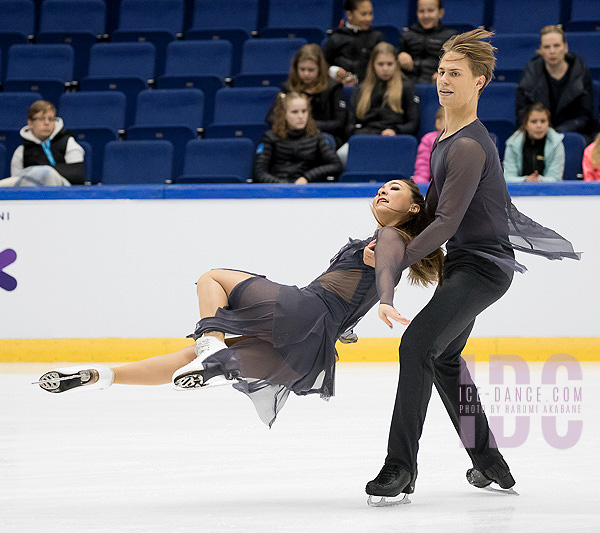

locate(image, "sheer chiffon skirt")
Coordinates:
191 276 344 427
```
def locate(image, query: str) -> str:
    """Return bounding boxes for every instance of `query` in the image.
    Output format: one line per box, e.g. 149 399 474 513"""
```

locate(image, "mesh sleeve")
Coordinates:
398 136 486 270
374 226 407 306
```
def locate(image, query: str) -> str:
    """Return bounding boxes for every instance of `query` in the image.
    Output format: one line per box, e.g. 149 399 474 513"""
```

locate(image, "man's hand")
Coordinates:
398 52 414 71
378 303 410 328
381 129 396 136
363 239 376 267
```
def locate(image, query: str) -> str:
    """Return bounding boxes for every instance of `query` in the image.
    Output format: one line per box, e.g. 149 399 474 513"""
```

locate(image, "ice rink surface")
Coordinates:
1 362 599 532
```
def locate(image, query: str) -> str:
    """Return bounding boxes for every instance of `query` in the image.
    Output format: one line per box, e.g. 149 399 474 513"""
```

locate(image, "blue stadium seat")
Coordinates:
157 40 232 125
81 42 156 127
415 83 439 139
102 140 173 184
37 0 106 82
58 91 127 183
493 34 539 83
4 44 74 105
0 92 43 178
111 0 184 77
0 0 34 82
0 143 6 179
127 89 204 179
441 0 486 32
478 83 517 158
234 38 307 87
565 33 600 79
593 80 599 123
339 135 418 182
492 0 561 34
205 87 280 144
260 0 334 43
372 0 410 46
186 0 259 75
562 132 586 181
566 0 600 31
175 138 254 183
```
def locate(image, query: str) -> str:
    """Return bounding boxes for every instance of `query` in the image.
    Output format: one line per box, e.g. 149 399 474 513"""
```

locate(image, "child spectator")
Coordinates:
516 25 595 142
0 100 84 187
413 106 444 183
582 133 600 181
398 0 456 84
323 0 385 87
266 44 347 146
337 42 420 165
503 103 564 182
253 92 343 184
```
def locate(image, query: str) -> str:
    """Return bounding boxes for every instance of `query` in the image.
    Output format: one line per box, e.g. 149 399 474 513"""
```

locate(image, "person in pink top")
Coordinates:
582 133 600 181
412 106 444 183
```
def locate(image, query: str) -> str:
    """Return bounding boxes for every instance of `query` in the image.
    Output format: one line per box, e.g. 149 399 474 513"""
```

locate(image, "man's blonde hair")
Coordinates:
27 100 56 121
440 29 496 96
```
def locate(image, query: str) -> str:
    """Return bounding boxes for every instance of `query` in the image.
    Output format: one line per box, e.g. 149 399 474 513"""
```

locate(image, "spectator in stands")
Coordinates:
516 25 595 142
253 92 343 184
337 42 421 165
266 44 347 147
0 101 84 187
413 106 445 183
503 103 564 182
323 0 385 87
398 0 457 84
582 133 600 180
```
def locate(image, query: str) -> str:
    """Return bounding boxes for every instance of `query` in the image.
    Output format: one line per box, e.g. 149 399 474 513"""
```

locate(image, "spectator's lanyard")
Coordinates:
41 140 56 166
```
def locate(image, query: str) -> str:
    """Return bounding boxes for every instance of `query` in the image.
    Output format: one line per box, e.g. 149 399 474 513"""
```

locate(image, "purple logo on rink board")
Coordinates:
459 354 583 450
0 248 17 291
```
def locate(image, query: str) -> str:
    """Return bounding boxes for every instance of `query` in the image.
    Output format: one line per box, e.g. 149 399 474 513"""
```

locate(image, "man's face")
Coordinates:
28 110 56 141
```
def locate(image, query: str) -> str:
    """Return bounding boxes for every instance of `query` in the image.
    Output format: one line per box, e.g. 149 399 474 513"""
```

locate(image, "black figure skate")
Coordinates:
466 458 518 495
365 464 416 506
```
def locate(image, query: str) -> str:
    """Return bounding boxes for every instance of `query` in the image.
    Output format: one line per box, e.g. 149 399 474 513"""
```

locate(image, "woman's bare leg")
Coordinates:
112 346 196 385
195 269 255 341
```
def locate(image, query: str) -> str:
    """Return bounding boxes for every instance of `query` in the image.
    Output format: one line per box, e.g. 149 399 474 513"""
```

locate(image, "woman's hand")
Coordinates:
525 170 540 182
378 304 410 328
363 239 376 267
398 52 414 71
295 177 308 184
381 129 396 136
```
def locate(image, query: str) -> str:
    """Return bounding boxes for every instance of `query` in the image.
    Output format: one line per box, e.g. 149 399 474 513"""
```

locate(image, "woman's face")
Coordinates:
297 60 319 86
372 180 417 226
285 97 309 130
525 110 550 140
373 53 396 81
437 52 484 110
347 1 374 31
417 0 443 30
539 32 568 68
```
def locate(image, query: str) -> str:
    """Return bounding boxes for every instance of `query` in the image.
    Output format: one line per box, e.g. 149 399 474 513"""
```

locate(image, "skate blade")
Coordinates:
173 372 230 391
479 485 519 496
367 494 411 507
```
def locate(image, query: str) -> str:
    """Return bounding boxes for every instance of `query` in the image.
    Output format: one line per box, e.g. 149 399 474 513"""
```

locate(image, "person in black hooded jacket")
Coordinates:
322 0 385 87
398 0 457 84
516 25 596 141
253 92 343 184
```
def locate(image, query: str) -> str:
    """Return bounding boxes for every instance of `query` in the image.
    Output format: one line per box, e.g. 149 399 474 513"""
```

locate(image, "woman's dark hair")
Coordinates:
519 102 551 132
344 0 367 12
372 179 444 286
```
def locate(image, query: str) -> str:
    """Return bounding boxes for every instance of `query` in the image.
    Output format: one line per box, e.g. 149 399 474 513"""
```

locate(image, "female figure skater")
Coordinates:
365 30 580 505
37 180 444 428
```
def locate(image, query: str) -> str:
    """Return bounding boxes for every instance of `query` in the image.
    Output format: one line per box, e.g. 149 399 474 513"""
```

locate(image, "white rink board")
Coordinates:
0 196 595 339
